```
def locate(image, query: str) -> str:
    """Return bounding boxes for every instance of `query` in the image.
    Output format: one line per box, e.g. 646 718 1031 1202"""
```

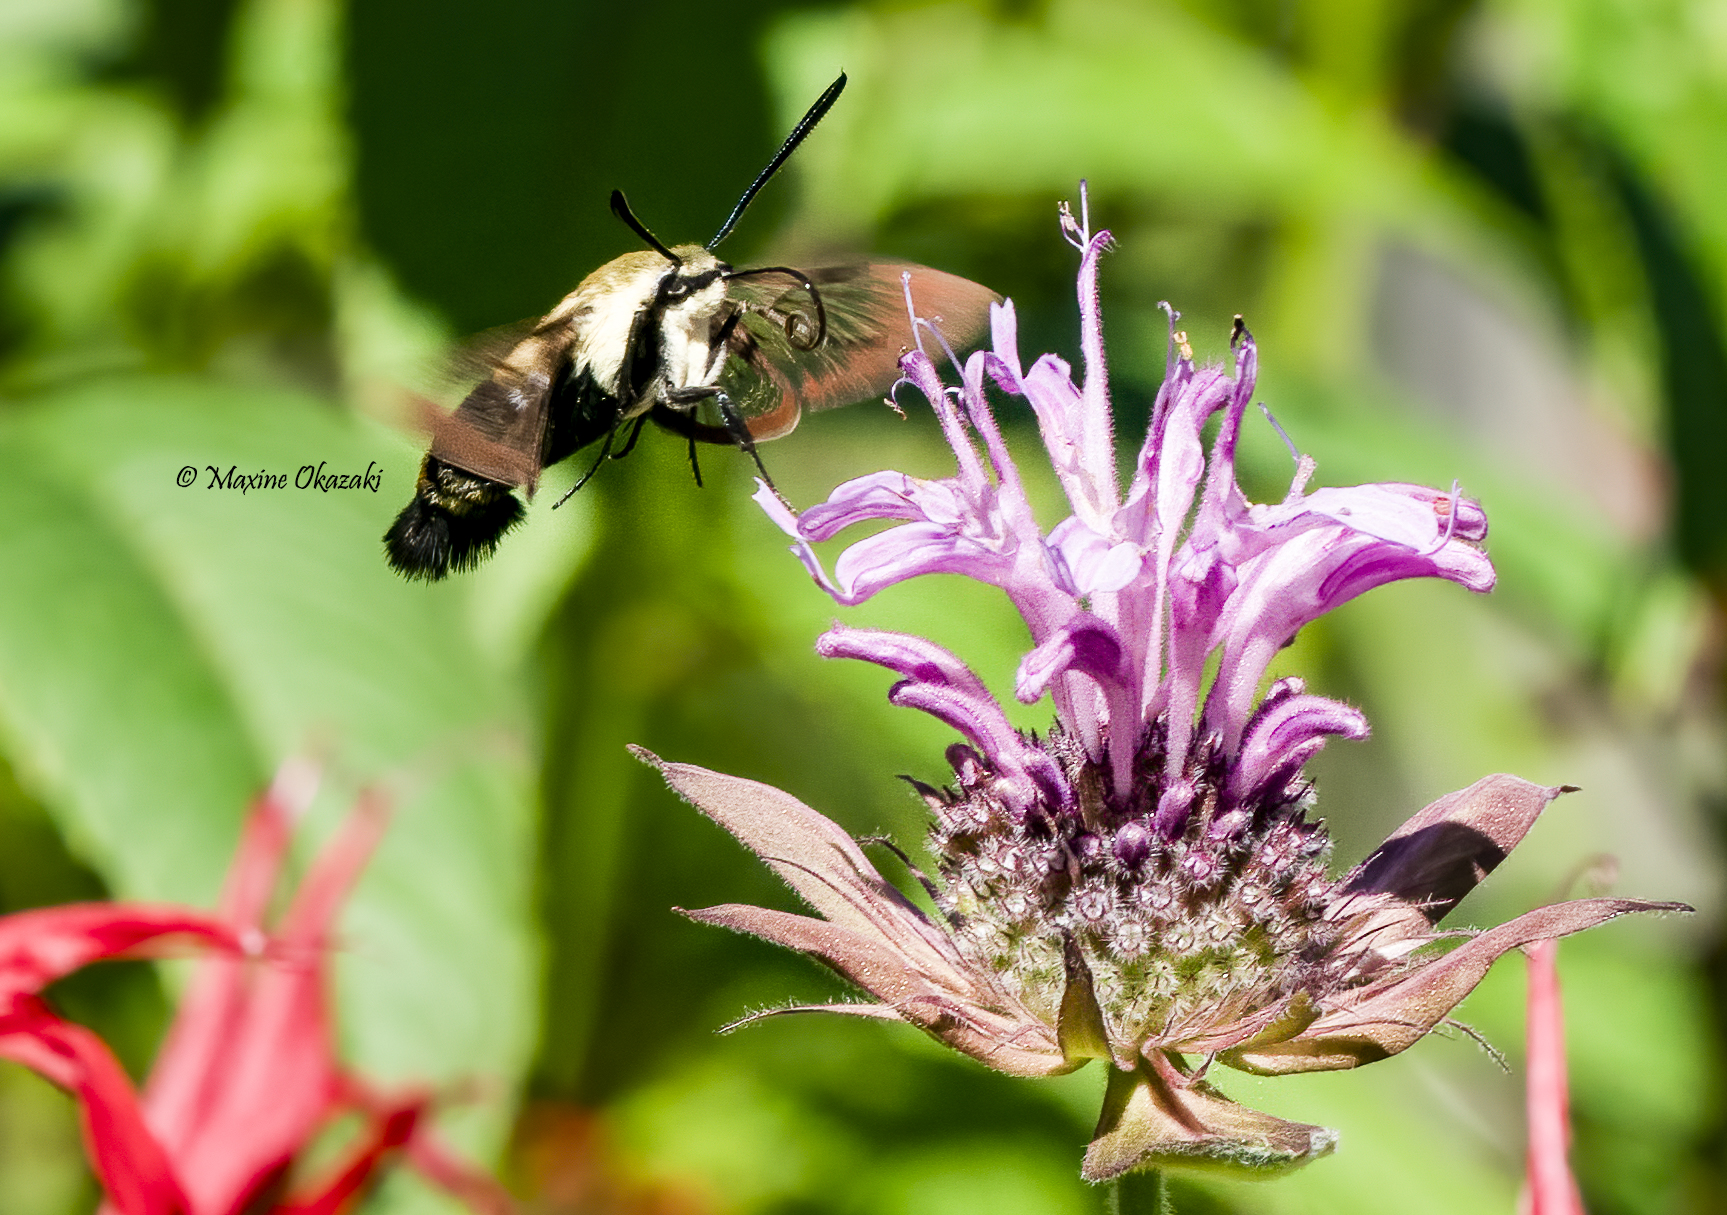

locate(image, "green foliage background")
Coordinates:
0 0 1721 1212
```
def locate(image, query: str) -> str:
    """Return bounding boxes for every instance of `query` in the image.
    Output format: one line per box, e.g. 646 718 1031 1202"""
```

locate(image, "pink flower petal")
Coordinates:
1524 939 1586 1215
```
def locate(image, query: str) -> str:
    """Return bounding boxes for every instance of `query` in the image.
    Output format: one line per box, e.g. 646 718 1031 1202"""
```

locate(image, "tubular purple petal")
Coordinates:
988 299 1026 386
797 471 933 537
1015 616 1126 703
756 479 851 603
1072 217 1119 518
763 201 1493 786
1230 694 1372 808
817 626 993 700
902 346 990 495
1046 517 1144 597
1204 523 1495 751
958 351 1044 544
886 680 1071 815
1152 779 1197 840
829 523 1016 601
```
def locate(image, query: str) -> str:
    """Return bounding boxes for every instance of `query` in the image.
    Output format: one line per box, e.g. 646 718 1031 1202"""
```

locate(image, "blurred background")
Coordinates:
0 0 1722 1211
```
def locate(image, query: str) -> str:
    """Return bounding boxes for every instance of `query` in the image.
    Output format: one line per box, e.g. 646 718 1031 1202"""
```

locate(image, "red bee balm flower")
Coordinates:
0 906 239 1215
2 762 508 1215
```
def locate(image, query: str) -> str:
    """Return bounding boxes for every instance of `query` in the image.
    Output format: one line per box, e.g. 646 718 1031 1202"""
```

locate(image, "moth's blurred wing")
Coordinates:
728 263 1000 441
441 319 542 393
427 327 570 492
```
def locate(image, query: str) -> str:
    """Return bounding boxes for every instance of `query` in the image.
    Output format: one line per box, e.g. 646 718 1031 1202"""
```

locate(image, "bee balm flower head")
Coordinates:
654 189 1688 1182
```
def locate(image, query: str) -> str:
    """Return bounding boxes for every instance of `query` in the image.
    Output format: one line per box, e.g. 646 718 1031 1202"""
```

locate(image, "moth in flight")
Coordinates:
384 73 999 581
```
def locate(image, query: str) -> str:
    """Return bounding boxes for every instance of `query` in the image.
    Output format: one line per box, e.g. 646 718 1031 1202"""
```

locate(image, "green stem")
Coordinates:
1107 1169 1172 1215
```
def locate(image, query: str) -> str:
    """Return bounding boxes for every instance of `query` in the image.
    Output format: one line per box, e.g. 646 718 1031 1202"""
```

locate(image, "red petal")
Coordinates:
277 788 390 948
0 905 236 1005
1524 940 1585 1215
338 1077 514 1215
142 788 389 1215
140 767 323 1134
404 1131 515 1215
0 998 188 1215
276 1097 423 1215
219 759 318 931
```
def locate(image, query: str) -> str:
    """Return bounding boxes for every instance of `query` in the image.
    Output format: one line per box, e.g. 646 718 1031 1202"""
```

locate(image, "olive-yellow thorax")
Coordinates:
516 245 732 416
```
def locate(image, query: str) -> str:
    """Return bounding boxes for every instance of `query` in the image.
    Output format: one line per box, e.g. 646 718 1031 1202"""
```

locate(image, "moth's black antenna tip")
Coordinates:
610 190 680 264
708 70 849 250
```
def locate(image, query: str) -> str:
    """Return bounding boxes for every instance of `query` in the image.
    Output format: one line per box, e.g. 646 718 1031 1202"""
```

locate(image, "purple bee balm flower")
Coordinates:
654 190 1689 1182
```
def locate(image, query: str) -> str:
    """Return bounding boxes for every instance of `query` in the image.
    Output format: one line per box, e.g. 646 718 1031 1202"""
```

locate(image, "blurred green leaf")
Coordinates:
0 1067 90 1215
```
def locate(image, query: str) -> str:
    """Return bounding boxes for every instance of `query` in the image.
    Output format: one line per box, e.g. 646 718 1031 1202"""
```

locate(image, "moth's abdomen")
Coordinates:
383 456 526 581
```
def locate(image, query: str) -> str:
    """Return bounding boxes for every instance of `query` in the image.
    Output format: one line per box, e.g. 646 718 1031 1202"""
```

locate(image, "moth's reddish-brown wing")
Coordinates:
423 322 569 492
728 263 1000 441
426 382 547 489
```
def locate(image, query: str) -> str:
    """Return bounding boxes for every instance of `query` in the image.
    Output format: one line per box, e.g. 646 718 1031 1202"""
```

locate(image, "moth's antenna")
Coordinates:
611 191 681 264
708 72 847 250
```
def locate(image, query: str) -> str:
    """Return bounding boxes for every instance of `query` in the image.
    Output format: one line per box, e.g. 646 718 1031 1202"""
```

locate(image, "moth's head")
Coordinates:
572 248 679 306
661 245 728 307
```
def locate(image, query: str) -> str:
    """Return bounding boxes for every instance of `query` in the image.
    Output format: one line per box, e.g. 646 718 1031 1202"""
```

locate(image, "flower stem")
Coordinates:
1107 1170 1172 1214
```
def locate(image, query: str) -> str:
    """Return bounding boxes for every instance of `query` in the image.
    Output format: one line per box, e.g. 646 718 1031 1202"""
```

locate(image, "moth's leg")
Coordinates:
611 414 649 460
647 400 740 489
686 432 703 487
555 425 619 507
662 384 775 489
659 391 710 487
719 392 776 490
